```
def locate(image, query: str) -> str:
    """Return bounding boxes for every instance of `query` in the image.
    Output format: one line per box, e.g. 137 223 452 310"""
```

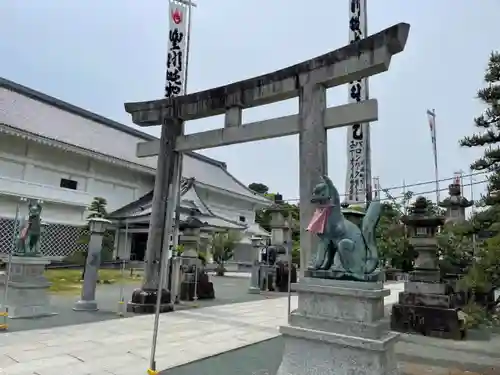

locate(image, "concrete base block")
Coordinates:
276 277 400 375
73 299 98 311
0 256 57 319
126 302 173 314
248 286 261 294
126 287 174 314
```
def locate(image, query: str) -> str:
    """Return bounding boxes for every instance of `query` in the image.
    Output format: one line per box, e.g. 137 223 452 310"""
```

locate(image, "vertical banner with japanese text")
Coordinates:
427 109 440 202
166 1 188 98
345 0 372 205
427 109 438 178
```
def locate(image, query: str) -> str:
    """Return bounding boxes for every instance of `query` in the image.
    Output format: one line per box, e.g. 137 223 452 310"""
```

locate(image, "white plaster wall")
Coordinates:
196 188 256 225
0 134 155 217
0 195 84 225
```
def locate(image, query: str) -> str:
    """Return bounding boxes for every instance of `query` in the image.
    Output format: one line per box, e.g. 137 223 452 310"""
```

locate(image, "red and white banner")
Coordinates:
166 0 188 98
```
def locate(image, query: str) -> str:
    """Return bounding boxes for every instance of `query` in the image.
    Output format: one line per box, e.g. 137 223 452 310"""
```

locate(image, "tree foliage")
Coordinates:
65 197 114 264
437 222 474 277
456 51 500 294
248 182 269 195
460 51 500 205
376 191 415 271
211 230 242 275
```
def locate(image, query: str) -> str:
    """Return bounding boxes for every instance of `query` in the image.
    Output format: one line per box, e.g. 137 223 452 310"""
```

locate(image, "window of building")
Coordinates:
239 215 246 223
60 178 78 190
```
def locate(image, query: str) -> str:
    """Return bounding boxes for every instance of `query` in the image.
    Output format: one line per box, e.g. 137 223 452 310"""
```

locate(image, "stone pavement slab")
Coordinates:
0 282 404 375
0 273 286 333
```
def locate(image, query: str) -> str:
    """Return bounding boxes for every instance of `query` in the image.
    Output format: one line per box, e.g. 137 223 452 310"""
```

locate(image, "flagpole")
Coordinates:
432 109 439 204
169 0 196 276
148 2 196 374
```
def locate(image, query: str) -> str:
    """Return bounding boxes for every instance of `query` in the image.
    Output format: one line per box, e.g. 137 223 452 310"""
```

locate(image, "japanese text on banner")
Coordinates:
166 2 187 98
345 0 368 204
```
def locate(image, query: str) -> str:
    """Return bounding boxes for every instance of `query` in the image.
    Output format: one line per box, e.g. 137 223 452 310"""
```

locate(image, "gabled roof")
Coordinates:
0 77 270 202
110 178 257 232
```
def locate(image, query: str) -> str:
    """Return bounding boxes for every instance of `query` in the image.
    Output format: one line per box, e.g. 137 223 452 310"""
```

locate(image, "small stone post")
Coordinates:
248 236 261 294
73 217 111 311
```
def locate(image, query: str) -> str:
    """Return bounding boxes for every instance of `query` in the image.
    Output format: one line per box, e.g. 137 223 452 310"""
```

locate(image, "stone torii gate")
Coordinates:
125 23 409 311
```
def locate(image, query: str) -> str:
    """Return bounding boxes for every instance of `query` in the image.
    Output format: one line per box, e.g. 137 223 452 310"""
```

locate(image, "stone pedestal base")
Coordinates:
248 286 260 294
73 300 98 311
276 278 399 375
126 287 173 314
391 303 465 340
196 272 215 300
390 280 466 340
0 256 57 319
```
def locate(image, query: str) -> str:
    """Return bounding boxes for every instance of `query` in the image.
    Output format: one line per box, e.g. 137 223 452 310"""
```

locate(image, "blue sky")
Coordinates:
1 0 498 203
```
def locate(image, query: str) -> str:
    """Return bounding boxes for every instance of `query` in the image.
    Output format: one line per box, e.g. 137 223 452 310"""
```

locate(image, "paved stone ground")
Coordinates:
159 334 500 375
0 283 404 375
0 274 281 333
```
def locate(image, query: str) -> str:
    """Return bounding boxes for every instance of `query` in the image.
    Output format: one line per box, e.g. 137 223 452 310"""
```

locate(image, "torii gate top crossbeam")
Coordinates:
125 23 409 126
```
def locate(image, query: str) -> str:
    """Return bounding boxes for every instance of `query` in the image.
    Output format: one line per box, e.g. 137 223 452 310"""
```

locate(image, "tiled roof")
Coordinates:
0 77 271 203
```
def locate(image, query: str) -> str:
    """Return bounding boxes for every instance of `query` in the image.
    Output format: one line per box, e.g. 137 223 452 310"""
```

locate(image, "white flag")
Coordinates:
166 1 188 98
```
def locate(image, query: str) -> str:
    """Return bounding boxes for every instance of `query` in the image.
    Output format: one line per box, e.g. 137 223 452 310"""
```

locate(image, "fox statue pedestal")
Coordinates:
276 278 399 375
0 256 57 319
276 175 399 375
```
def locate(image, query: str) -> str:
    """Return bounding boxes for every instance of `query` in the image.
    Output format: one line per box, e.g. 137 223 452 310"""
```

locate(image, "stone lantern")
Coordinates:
267 193 291 249
262 194 296 292
390 197 465 340
177 216 214 301
403 197 444 282
439 173 473 224
74 217 111 312
179 216 204 259
248 236 262 294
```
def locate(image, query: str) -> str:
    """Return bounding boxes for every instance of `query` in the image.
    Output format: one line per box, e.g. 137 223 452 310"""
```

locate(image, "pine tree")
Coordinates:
460 51 500 205
87 197 108 218
460 52 500 295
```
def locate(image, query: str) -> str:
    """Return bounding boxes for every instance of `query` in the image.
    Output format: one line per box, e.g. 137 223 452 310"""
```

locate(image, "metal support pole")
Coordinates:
117 221 128 317
1 198 24 330
148 2 196 373
149 183 176 373
286 243 292 317
118 259 126 317
193 264 198 302
470 173 477 255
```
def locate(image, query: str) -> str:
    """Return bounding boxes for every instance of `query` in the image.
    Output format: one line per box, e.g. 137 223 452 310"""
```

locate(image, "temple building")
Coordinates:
0 77 270 261
438 173 473 223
